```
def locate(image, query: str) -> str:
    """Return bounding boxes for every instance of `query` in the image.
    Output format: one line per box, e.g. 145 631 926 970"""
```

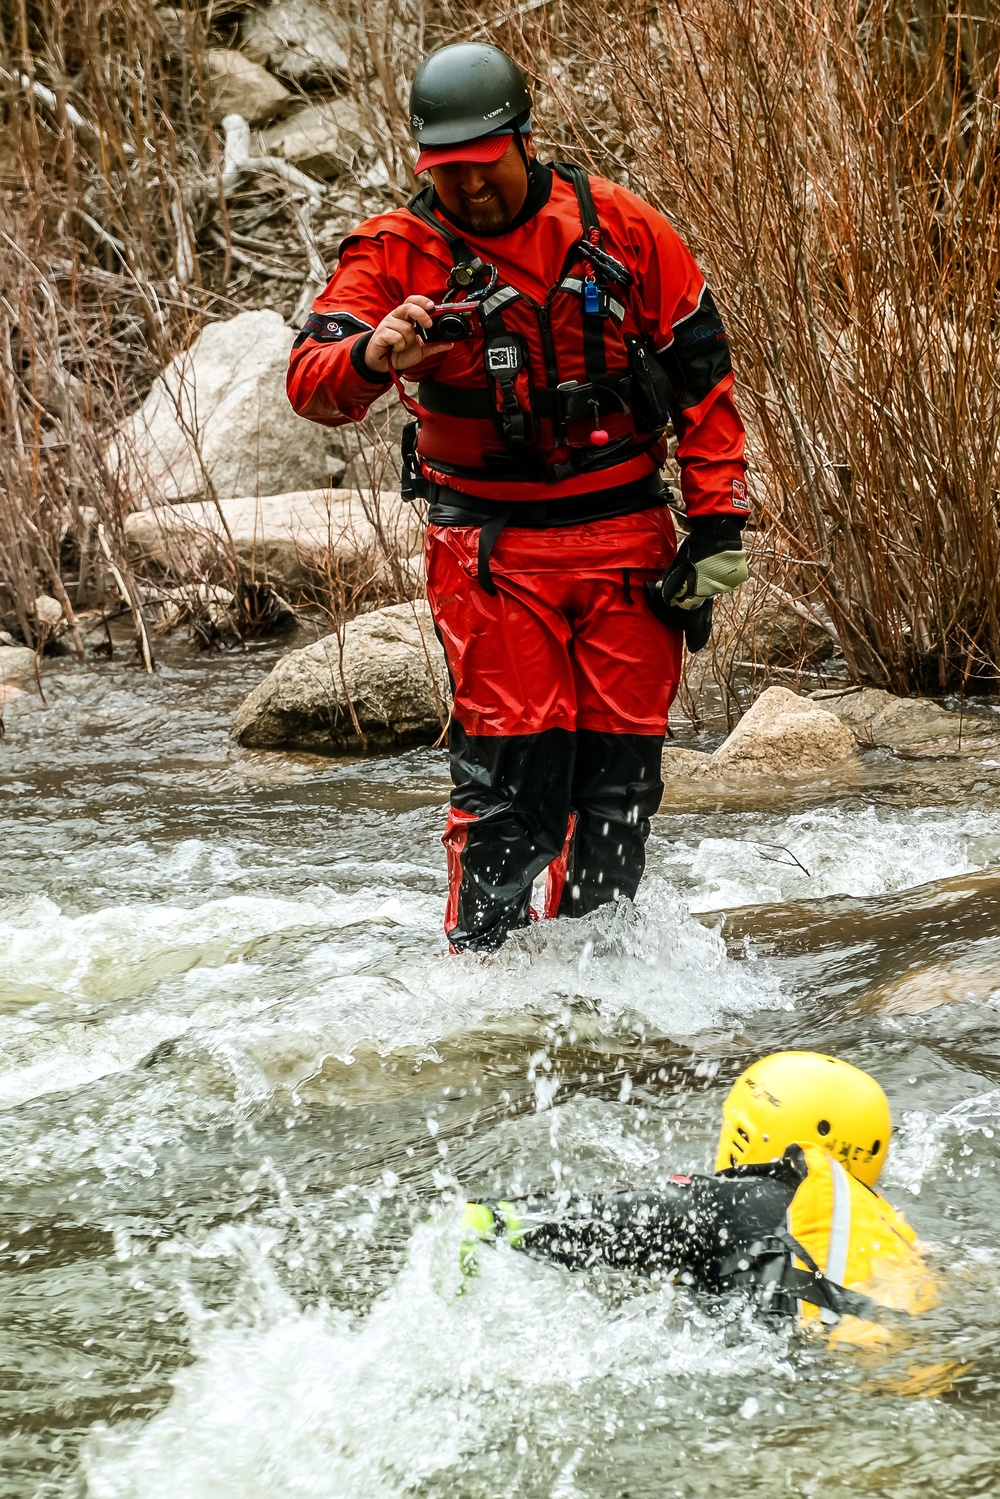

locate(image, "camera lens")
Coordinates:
434 312 471 341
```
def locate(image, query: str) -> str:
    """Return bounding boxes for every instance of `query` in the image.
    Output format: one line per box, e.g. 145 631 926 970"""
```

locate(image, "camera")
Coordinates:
419 303 476 343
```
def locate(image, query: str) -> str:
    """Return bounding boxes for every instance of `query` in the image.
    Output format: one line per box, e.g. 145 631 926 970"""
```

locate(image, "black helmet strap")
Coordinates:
509 110 532 176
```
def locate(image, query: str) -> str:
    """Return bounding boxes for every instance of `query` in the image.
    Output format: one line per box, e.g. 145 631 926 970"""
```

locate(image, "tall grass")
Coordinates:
1 0 220 651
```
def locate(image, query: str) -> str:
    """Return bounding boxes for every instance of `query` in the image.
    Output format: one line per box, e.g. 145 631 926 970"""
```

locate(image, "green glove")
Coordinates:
666 546 748 609
644 517 747 654
458 1199 525 1284
650 516 748 613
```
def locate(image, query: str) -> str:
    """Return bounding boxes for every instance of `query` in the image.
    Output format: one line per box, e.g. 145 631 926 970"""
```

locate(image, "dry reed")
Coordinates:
4 0 998 696
490 0 1000 693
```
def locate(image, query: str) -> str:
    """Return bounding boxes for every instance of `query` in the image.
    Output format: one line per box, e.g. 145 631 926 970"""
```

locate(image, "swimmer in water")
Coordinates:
461 1052 937 1340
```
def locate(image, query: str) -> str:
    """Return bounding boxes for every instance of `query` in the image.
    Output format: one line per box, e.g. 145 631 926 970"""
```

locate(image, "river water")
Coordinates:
3 642 1000 1498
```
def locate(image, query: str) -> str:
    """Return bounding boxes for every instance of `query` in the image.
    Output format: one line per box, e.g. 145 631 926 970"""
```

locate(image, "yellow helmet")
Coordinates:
715 1051 892 1186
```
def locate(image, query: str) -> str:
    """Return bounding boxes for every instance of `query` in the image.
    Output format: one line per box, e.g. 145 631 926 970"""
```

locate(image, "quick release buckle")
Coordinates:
485 334 528 447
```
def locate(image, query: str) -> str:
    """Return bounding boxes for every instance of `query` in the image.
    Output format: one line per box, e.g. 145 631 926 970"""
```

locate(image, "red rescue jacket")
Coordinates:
287 163 748 515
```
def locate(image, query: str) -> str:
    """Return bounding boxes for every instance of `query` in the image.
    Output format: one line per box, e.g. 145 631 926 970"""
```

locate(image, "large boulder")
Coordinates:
107 311 335 506
243 0 351 84
660 744 717 781
205 48 291 125
662 686 858 781
231 600 450 753
712 687 857 775
262 99 375 180
125 488 421 596
812 686 1000 755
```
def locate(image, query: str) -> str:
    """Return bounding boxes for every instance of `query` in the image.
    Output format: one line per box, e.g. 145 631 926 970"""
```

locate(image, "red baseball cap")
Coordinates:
414 131 517 173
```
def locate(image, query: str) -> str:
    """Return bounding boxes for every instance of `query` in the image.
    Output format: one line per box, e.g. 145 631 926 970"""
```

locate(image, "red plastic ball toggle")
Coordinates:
590 428 610 446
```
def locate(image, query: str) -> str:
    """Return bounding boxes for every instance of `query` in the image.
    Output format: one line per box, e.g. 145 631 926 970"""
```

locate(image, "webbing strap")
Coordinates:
476 507 512 595
553 162 600 235
405 186 473 268
553 163 606 383
720 1231 886 1325
417 373 631 421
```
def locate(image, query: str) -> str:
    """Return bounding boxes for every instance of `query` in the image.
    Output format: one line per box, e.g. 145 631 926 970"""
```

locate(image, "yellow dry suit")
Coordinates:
743 1143 938 1346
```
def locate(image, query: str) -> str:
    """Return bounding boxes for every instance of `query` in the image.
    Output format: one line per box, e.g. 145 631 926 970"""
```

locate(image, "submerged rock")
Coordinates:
811 686 1000 755
868 960 1000 1016
125 487 420 596
231 599 450 753
107 310 334 506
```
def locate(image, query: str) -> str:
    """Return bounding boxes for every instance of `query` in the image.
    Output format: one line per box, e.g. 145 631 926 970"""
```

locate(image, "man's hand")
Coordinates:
364 295 453 374
648 517 748 612
644 516 748 653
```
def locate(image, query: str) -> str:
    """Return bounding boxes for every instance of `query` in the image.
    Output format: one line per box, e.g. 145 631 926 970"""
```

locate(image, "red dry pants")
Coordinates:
425 505 683 950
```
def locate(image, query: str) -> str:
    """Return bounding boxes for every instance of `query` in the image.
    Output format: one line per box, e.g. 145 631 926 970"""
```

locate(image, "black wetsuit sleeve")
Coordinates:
504 1173 796 1291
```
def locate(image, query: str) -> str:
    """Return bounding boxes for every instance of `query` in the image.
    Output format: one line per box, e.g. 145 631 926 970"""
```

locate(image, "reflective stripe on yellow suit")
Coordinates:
787 1143 938 1346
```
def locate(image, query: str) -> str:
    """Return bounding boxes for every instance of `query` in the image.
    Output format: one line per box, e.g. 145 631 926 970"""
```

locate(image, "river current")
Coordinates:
3 641 1000 1497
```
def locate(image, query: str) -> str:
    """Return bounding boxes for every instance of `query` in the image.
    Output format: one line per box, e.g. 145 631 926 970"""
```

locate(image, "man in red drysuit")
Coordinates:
287 43 750 951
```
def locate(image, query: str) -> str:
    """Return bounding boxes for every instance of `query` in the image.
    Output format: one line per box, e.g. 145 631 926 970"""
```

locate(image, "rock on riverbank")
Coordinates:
231 600 449 753
106 310 335 506
663 682 999 782
125 487 421 596
662 686 858 781
811 686 1000 755
0 645 37 685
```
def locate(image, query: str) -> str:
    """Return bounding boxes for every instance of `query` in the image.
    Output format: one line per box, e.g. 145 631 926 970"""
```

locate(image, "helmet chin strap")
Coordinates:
510 110 532 177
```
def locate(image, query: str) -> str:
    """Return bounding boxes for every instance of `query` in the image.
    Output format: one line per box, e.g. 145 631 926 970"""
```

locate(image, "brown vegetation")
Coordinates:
2 0 998 693
495 0 1000 693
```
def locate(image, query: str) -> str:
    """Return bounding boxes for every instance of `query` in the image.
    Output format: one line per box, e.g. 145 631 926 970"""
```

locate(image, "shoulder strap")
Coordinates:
553 161 600 236
405 186 474 267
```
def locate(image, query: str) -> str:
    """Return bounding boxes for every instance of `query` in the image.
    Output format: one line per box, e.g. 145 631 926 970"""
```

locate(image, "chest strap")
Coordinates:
720 1229 889 1325
416 375 631 422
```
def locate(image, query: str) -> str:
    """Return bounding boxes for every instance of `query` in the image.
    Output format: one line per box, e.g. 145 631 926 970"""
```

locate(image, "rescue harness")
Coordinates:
388 163 675 589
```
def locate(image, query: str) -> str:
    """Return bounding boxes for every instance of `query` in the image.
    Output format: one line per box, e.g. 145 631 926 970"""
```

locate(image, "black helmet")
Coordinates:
409 43 532 146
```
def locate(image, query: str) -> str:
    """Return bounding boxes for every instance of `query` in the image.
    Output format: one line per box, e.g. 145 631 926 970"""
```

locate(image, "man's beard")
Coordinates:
455 192 511 234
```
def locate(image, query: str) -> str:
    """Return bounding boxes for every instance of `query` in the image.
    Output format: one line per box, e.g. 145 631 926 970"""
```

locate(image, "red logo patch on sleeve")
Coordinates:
732 478 749 511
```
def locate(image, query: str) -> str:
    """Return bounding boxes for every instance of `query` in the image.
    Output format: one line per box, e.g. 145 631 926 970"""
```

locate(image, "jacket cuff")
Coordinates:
350 333 392 386
685 514 746 561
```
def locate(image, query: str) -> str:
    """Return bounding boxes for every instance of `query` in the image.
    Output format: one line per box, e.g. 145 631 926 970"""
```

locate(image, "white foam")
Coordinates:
81 1215 788 1499
655 805 992 912
0 887 428 1006
886 1089 1000 1197
423 880 785 1037
0 880 782 1116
